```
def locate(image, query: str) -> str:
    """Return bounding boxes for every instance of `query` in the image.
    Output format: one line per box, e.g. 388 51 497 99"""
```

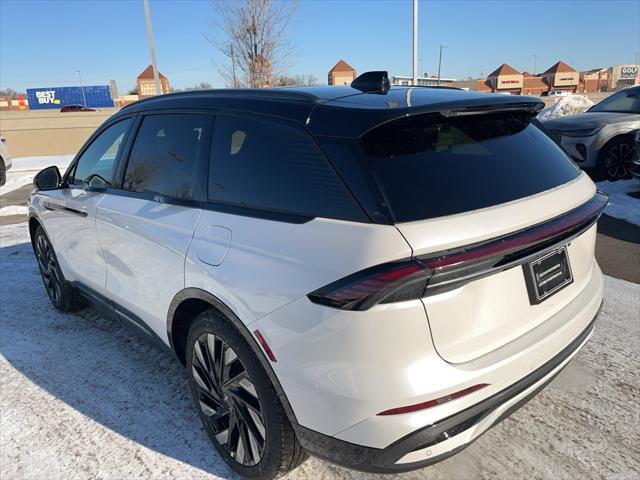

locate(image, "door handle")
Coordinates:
43 201 88 217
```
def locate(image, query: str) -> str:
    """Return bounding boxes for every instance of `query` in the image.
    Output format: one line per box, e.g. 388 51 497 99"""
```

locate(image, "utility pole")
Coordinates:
77 69 86 106
533 54 537 75
412 0 418 86
143 0 162 96
437 44 447 85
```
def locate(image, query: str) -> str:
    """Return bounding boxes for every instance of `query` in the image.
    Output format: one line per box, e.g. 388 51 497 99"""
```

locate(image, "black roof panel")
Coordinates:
115 86 544 138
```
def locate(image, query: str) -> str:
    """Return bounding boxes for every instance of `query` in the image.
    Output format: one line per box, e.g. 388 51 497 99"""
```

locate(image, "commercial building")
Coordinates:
136 65 171 97
328 60 356 85
25 85 114 109
392 75 456 86
476 61 639 95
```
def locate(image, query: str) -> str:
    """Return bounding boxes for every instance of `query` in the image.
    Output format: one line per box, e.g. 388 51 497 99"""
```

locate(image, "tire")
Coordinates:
33 225 86 312
0 157 5 187
186 310 307 479
597 137 634 181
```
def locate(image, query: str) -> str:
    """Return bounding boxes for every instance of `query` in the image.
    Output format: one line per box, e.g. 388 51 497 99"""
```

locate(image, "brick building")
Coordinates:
328 59 356 86
136 65 171 98
475 61 638 95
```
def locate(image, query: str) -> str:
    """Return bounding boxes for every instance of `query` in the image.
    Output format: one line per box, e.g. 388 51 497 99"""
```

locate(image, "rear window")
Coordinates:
363 112 580 222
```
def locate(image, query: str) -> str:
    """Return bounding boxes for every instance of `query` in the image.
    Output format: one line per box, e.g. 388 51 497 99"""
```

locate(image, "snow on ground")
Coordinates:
537 94 595 120
1 222 639 480
597 179 640 226
0 155 73 195
0 205 29 217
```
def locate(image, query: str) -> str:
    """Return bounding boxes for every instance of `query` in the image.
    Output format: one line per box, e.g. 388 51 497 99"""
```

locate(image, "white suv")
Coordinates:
28 72 606 479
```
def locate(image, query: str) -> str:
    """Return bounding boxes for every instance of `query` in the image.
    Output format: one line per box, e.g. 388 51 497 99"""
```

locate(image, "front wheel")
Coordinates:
33 226 86 311
186 310 307 479
0 158 5 187
597 137 634 180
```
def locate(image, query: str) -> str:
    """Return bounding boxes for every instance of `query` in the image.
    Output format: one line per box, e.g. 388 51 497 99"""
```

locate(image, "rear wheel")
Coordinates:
33 226 86 311
597 137 634 180
186 310 307 479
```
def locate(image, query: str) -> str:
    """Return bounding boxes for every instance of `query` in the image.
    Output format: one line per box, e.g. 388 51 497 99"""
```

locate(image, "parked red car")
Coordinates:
60 104 96 112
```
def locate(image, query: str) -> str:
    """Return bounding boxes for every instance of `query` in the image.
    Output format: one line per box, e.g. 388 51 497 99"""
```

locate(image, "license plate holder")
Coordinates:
523 246 573 305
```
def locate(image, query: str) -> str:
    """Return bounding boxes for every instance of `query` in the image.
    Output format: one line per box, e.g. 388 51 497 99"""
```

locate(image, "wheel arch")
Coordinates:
28 215 42 246
167 287 300 425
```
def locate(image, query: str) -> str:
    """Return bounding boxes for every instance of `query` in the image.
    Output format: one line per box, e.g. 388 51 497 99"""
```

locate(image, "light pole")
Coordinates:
143 0 162 95
533 54 537 75
412 0 418 86
77 69 86 107
437 44 448 85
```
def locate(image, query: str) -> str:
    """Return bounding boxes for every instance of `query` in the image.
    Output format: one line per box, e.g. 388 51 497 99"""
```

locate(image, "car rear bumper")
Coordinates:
295 303 600 473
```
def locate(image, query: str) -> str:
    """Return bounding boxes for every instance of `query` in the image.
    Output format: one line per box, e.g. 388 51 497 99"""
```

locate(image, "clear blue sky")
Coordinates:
1 0 638 93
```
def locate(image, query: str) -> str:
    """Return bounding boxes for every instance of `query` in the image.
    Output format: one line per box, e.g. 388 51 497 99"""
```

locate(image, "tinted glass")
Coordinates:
124 114 210 200
589 88 640 113
209 115 365 220
363 112 580 222
72 118 131 188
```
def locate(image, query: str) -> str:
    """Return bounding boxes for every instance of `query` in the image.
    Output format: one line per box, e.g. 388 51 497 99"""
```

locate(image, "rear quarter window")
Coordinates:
363 112 580 223
208 114 366 221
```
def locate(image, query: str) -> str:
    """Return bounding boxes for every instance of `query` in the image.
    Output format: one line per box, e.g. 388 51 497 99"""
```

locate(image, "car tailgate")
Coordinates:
396 173 602 364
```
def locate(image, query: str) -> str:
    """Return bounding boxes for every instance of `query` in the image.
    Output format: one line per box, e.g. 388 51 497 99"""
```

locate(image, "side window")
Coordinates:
123 114 210 200
71 118 132 188
209 115 365 221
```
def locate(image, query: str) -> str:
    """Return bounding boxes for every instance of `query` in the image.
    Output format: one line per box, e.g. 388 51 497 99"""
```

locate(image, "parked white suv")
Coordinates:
28 72 606 479
0 133 12 186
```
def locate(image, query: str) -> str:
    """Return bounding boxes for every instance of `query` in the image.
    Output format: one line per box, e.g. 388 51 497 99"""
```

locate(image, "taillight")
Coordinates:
307 192 607 311
307 259 432 311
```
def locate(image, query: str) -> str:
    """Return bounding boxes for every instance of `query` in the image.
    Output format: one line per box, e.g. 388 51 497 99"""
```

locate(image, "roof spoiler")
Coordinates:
351 71 391 94
441 101 545 117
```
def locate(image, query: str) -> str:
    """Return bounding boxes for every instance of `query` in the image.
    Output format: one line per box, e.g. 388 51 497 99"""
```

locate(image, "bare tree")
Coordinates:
0 88 26 99
273 73 318 87
210 0 299 88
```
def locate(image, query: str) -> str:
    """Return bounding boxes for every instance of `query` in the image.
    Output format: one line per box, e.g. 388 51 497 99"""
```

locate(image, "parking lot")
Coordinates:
1 160 639 480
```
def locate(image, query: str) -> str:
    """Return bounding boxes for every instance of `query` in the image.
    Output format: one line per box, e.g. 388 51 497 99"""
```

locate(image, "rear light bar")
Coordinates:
307 192 607 311
377 383 489 416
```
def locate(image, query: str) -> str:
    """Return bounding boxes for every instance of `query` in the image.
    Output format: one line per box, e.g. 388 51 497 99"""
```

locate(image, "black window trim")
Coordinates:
204 110 369 224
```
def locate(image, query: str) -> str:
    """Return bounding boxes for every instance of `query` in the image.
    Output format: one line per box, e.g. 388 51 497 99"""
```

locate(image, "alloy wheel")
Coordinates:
603 142 632 179
191 333 266 466
35 234 61 304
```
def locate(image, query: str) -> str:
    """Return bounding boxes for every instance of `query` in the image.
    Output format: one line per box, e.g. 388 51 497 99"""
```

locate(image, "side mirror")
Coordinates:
34 166 62 191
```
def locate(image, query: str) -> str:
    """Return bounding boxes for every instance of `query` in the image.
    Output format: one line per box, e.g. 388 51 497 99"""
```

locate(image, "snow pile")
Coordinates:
0 205 29 217
0 155 74 195
537 94 595 120
596 179 640 226
1 222 639 479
